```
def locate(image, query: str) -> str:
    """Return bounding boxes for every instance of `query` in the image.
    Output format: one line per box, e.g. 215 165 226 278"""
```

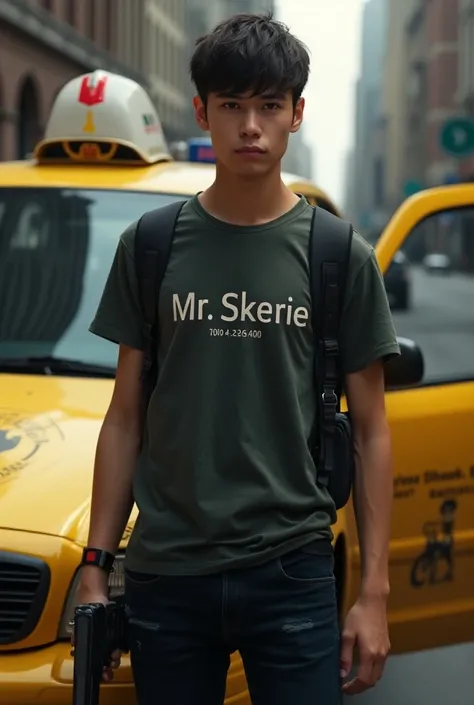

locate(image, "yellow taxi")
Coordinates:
0 69 473 704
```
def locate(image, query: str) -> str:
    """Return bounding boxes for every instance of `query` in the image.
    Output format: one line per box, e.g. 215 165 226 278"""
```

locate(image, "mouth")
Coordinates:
235 146 266 154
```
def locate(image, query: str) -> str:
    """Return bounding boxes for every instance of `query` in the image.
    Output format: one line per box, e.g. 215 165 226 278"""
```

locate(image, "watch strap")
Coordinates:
81 547 115 573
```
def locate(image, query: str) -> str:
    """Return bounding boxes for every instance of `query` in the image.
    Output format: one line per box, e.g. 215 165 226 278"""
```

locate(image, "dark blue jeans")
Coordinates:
124 542 341 705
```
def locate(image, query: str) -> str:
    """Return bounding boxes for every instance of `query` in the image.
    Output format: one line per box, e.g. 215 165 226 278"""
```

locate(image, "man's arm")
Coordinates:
345 359 392 597
339 360 393 695
72 224 145 682
79 223 146 596
79 344 144 595
337 236 399 694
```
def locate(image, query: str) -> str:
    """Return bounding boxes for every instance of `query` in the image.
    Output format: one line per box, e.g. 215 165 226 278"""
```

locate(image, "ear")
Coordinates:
290 97 305 134
193 95 209 131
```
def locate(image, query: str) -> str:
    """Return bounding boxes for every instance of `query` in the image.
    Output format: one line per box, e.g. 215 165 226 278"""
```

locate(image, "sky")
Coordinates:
274 0 364 208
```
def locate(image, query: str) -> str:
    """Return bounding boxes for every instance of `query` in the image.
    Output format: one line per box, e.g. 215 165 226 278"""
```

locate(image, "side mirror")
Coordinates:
384 336 424 388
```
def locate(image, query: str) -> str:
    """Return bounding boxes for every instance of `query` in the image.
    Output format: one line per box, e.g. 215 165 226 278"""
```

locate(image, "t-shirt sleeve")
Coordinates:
339 247 400 375
88 222 144 351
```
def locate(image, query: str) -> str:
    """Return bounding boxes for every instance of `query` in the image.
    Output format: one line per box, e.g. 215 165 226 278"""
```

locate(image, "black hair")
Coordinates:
189 12 310 106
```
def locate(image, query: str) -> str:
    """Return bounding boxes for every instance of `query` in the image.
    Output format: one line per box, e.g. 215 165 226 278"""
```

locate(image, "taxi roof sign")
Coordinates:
34 70 172 165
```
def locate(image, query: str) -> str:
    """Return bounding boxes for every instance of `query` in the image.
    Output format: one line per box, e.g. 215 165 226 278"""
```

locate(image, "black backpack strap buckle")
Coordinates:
309 206 353 494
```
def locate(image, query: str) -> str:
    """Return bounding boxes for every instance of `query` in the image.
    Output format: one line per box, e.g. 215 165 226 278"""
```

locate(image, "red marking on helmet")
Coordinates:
78 75 108 107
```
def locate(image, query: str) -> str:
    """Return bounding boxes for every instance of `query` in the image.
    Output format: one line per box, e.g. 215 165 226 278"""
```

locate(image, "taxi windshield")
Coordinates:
0 187 186 373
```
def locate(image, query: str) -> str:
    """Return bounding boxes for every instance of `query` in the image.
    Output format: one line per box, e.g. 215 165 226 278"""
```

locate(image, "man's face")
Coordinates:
193 90 304 178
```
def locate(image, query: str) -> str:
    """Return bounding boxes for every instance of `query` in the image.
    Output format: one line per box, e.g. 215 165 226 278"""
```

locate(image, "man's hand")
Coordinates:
70 569 123 682
340 593 391 695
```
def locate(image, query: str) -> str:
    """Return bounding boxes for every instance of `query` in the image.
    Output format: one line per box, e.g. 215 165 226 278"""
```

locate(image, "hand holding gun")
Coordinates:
71 600 129 705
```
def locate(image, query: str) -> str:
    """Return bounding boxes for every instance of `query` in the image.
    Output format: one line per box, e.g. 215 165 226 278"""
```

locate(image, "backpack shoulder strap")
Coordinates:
134 199 187 411
309 206 353 487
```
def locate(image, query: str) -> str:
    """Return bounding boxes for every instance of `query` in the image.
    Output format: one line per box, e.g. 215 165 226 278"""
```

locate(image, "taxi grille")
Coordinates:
0 552 50 645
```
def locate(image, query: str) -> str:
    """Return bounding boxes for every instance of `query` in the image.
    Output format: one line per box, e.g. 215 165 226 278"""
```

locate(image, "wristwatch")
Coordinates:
80 547 115 573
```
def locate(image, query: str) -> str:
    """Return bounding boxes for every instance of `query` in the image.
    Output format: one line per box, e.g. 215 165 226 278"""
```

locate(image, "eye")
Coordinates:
263 103 282 111
222 102 240 109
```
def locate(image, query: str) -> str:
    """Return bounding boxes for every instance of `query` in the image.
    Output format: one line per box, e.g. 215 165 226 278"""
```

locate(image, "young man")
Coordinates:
77 12 399 705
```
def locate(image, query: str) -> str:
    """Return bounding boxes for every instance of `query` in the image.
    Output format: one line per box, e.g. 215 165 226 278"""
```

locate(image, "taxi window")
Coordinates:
385 207 474 384
0 188 186 370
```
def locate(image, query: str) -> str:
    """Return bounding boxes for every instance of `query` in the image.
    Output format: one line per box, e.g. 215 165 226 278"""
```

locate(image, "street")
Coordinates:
390 266 474 381
343 640 474 705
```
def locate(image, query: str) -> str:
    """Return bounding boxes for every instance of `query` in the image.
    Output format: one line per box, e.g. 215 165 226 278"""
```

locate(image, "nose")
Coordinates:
239 109 262 138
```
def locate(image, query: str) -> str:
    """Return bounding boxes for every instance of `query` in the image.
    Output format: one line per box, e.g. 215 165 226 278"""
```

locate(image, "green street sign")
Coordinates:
440 117 474 157
403 179 423 197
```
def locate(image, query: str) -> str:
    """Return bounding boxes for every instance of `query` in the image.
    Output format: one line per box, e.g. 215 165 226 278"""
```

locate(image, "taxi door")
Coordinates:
374 184 474 654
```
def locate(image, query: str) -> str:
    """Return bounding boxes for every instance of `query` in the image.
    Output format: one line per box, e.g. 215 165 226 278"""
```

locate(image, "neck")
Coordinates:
200 162 299 226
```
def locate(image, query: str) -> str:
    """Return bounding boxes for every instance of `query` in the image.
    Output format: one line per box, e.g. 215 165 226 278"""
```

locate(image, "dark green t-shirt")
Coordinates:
90 195 400 575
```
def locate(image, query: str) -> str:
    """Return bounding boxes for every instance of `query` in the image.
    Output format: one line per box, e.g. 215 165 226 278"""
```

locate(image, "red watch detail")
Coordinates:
81 547 115 573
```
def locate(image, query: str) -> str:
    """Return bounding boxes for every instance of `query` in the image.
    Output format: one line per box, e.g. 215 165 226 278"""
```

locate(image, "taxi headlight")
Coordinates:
58 554 125 639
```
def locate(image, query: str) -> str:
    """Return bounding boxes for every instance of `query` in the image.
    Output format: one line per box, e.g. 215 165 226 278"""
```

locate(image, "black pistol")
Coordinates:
72 600 128 705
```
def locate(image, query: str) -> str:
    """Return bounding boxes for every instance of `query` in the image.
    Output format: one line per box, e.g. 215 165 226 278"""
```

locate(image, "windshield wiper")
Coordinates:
0 356 115 378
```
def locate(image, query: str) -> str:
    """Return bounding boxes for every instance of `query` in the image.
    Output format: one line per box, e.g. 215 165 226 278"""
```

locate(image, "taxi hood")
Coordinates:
0 373 136 545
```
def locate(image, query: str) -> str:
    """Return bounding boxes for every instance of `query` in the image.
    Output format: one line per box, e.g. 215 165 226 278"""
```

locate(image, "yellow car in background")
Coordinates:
1 69 473 705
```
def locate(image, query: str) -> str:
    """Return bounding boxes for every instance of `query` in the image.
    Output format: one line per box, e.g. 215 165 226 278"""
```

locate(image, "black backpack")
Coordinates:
134 200 354 510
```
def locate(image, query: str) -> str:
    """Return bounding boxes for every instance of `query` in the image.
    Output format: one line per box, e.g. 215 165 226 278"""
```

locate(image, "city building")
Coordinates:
224 0 273 15
381 0 461 212
457 0 474 179
423 0 459 186
282 127 313 180
115 0 189 140
0 0 189 162
347 0 388 233
183 0 224 137
401 1 428 197
342 148 356 222
379 0 418 215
